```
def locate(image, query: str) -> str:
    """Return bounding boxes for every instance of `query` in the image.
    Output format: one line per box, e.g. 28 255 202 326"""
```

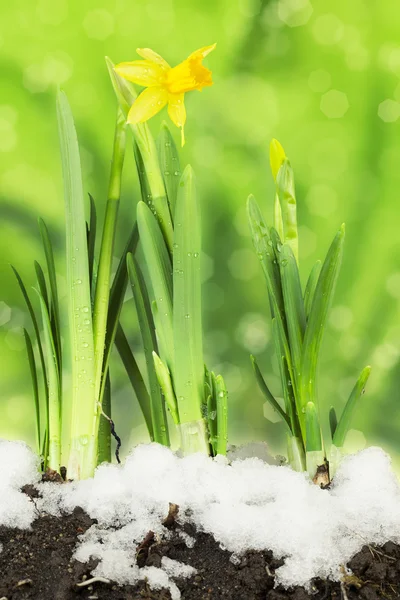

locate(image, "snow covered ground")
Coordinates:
1 439 400 597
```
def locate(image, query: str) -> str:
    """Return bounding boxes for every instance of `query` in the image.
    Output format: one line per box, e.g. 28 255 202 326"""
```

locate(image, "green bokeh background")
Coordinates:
1 0 400 465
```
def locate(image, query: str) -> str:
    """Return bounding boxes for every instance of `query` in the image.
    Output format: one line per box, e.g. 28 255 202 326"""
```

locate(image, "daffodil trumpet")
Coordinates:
115 44 216 146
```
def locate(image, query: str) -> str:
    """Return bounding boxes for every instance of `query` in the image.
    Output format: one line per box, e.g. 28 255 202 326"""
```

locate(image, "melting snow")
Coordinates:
1 439 400 593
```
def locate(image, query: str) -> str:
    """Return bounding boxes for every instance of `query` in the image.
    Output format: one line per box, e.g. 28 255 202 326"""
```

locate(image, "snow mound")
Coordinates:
1 440 400 591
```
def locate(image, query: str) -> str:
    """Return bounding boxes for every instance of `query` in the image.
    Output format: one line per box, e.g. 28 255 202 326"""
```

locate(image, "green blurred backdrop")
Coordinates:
1 0 400 465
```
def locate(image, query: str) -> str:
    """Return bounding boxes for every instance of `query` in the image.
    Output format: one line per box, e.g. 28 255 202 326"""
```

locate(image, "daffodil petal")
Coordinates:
136 47 171 70
188 43 217 60
115 60 165 87
127 86 168 124
168 94 186 146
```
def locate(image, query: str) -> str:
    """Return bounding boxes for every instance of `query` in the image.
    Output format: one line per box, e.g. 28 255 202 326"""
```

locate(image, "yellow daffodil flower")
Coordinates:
115 44 216 146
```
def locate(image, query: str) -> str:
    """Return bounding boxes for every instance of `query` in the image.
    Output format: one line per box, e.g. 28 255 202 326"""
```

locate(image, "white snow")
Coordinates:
1 440 400 594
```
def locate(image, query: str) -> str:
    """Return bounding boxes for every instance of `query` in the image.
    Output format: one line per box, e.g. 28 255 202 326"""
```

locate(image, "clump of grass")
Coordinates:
247 139 371 482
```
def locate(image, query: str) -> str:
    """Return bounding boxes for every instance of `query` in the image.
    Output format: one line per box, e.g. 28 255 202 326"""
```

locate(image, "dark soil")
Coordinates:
0 486 399 600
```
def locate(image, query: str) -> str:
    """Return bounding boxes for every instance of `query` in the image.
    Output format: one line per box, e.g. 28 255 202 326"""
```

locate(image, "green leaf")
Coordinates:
12 265 48 405
250 354 291 432
98 371 112 464
329 407 338 440
34 261 49 313
276 159 298 262
215 374 228 456
333 366 371 448
38 218 62 373
87 193 97 293
157 122 181 218
35 289 61 473
137 201 173 370
152 351 179 425
278 242 306 387
173 166 205 427
207 372 218 454
23 329 41 455
127 252 169 445
305 401 322 452
57 90 96 480
300 225 345 412
115 324 154 440
304 260 321 319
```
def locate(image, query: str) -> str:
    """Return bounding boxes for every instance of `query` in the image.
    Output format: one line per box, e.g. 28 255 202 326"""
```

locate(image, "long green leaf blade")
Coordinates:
304 260 322 319
57 90 96 480
300 225 345 412
23 329 41 455
115 324 154 440
333 366 371 448
34 261 49 313
36 290 61 473
276 159 298 262
127 252 169 445
87 193 97 293
250 354 291 432
215 374 228 456
153 351 179 425
157 122 181 218
137 201 173 369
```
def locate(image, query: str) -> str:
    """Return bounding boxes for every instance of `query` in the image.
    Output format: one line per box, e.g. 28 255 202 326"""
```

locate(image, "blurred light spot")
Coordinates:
308 69 331 93
266 31 291 57
345 47 370 71
193 136 221 168
312 14 344 46
23 64 48 93
37 0 68 25
305 184 337 217
378 42 400 75
298 225 317 258
0 105 18 126
212 362 243 395
262 1 284 29
277 0 313 27
5 328 25 351
228 248 258 281
320 90 349 119
6 396 27 424
339 335 361 360
343 429 367 453
201 252 214 283
23 52 73 93
263 398 284 423
0 116 17 153
386 272 400 299
329 305 353 331
204 330 230 355
378 99 400 123
0 302 11 326
239 0 262 17
83 9 114 40
235 312 270 353
203 282 224 311
373 343 399 369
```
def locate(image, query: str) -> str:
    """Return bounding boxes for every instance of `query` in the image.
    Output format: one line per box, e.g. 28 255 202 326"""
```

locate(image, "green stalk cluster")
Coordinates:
247 139 371 482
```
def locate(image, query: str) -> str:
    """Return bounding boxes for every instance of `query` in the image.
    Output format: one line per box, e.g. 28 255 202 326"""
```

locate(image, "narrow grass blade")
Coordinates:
38 218 62 372
98 371 111 464
127 252 169 445
287 434 306 472
207 372 217 454
93 109 126 447
23 329 41 455
279 242 306 386
134 141 152 204
250 354 291 431
106 57 173 253
215 374 228 456
305 401 324 479
329 407 338 440
34 261 49 312
173 166 208 453
333 366 371 448
12 265 48 401
115 324 154 440
153 351 179 425
35 290 61 473
300 225 345 413
270 139 286 239
57 90 96 480
137 201 173 369
304 260 321 319
276 159 298 262
158 122 181 218
87 193 97 292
